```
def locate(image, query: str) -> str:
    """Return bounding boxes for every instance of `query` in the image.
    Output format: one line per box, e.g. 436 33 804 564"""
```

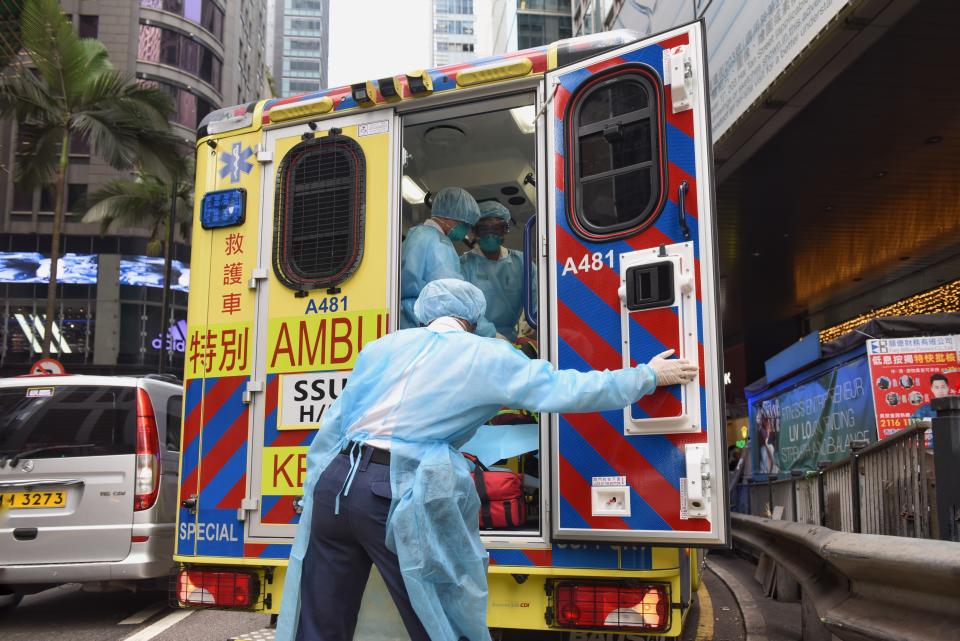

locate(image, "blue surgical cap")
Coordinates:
415 278 487 326
477 200 511 223
431 187 480 225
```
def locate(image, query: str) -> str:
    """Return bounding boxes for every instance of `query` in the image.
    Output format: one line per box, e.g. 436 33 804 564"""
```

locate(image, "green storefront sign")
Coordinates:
750 357 877 473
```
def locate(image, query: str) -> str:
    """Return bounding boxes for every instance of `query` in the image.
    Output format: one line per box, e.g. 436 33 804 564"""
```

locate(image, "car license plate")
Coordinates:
0 491 67 509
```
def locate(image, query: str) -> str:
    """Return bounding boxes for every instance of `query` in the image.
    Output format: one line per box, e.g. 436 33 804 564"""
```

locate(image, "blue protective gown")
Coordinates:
460 247 524 342
276 324 657 641
400 223 496 337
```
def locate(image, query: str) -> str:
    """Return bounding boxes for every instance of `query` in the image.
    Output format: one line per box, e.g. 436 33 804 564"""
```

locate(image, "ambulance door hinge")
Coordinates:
237 497 260 521
256 144 273 164
664 45 695 113
242 379 264 404
682 443 711 519
247 267 268 290
540 232 547 258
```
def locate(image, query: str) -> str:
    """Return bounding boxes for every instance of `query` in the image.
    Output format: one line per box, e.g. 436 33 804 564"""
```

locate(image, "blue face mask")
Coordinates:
446 222 470 242
477 234 502 253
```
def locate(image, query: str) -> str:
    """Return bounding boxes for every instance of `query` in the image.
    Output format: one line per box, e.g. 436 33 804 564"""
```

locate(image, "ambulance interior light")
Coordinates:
401 176 426 204
201 188 246 229
510 105 536 134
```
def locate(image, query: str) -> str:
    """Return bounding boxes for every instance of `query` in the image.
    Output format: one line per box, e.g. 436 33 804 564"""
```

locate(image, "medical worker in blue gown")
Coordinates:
461 201 525 342
399 186 497 337
277 279 698 641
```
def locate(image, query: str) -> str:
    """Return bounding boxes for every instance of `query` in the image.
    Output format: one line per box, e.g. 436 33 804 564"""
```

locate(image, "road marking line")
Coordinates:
705 558 769 641
118 602 168 625
694 580 714 640
121 608 194 641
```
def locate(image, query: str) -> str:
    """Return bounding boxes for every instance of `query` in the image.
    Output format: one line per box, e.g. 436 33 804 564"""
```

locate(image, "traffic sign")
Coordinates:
29 358 65 375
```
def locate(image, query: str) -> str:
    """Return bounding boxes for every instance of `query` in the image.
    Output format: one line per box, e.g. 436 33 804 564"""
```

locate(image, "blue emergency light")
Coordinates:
201 188 246 229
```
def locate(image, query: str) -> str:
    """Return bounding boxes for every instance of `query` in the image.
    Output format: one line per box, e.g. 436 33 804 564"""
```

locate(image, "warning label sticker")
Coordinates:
591 476 627 487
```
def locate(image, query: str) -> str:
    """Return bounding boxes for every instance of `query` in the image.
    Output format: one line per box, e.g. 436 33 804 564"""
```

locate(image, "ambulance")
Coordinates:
174 21 727 639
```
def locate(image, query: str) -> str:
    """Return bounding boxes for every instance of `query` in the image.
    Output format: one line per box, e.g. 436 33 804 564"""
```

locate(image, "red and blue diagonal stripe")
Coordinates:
553 33 711 534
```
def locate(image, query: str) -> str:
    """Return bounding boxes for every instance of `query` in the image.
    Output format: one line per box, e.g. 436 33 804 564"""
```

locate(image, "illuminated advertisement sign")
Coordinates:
119 255 190 292
0 252 97 284
151 319 188 353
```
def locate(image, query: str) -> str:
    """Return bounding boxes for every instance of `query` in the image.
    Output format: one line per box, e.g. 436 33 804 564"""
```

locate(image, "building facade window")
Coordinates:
434 19 474 35
78 15 98 38
140 0 224 40
285 17 324 35
568 69 664 238
285 0 323 16
141 79 215 129
283 79 321 95
518 0 571 11
436 41 474 52
282 58 322 79
283 37 323 57
138 23 223 90
517 13 571 48
435 0 474 14
273 135 366 291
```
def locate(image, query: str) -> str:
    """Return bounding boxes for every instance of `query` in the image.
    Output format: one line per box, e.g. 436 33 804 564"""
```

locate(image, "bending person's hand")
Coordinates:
647 349 698 386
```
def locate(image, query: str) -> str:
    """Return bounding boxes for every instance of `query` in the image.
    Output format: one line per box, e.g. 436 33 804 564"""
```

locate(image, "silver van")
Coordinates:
0 374 182 610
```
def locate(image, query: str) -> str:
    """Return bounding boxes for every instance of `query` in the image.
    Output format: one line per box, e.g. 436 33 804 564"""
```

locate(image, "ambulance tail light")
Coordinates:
134 388 160 512
550 581 669 633
175 569 259 609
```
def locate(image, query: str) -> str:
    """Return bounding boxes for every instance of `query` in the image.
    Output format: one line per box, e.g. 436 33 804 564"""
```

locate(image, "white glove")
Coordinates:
647 349 698 387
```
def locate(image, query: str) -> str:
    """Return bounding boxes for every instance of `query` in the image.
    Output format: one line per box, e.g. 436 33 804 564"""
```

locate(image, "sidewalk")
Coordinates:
706 550 802 641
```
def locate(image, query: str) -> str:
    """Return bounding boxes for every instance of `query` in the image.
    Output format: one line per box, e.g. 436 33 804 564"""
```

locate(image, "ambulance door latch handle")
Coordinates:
237 497 260 521
668 45 695 113
243 379 264 404
248 267 268 290
683 444 711 519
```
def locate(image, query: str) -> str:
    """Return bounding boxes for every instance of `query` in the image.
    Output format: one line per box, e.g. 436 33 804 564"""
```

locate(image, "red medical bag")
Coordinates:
463 453 526 529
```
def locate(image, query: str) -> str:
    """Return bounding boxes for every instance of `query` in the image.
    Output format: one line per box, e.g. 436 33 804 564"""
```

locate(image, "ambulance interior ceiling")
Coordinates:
402 103 537 251
716 0 960 375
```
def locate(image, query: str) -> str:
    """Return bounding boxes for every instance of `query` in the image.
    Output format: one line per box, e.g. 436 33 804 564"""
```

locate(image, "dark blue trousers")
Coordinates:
296 448 431 641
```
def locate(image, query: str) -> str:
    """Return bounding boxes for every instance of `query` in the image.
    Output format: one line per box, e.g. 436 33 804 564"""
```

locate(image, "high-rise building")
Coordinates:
516 0 571 49
433 0 478 66
0 0 268 376
268 0 329 97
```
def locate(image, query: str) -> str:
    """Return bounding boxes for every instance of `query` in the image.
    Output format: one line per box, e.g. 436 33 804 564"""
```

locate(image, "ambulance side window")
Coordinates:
569 68 663 237
273 134 366 291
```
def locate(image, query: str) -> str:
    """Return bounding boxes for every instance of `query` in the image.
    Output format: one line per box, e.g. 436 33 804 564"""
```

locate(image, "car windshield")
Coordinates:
0 385 138 458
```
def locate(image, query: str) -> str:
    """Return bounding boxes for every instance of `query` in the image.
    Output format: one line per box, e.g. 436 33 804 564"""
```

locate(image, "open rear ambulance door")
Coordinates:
544 22 727 545
245 104 395 543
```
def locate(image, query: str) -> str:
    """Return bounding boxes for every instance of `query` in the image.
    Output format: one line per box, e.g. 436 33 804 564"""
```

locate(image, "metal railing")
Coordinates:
731 512 960 641
738 423 937 538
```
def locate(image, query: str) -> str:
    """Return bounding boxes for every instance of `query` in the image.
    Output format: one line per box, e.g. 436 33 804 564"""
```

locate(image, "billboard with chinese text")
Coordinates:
866 335 960 439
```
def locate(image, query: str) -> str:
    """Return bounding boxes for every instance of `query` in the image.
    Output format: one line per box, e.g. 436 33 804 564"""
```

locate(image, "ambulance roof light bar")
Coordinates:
269 96 334 123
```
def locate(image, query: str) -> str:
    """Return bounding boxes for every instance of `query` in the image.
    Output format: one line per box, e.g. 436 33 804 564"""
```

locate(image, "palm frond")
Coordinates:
79 177 167 234
71 109 139 167
0 68 58 122
20 0 111 109
13 121 61 188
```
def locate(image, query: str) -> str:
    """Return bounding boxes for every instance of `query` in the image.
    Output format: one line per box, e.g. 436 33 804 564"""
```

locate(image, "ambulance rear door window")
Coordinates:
569 69 664 238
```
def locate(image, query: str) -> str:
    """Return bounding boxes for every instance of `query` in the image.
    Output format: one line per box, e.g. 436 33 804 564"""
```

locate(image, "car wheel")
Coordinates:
0 590 23 613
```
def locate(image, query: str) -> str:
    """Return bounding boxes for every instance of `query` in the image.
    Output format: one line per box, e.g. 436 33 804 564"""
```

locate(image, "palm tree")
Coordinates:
80 171 192 371
80 172 192 257
0 0 184 356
